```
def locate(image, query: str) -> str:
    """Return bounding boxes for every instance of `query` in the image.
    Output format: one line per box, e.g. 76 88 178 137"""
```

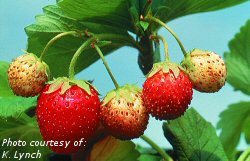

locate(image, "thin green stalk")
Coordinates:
145 16 188 57
94 45 119 89
69 38 95 79
238 147 250 161
68 33 141 80
40 31 78 60
155 35 169 62
140 135 173 161
96 34 143 53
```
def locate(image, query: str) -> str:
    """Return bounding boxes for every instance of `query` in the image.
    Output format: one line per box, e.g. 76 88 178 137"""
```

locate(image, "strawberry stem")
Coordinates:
144 16 188 57
94 45 119 89
237 146 250 161
40 31 79 60
140 135 173 161
69 38 95 79
69 33 141 80
151 35 170 62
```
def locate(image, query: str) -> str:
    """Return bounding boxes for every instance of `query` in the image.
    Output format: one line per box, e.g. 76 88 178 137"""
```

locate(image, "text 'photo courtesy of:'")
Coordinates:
0 0 250 161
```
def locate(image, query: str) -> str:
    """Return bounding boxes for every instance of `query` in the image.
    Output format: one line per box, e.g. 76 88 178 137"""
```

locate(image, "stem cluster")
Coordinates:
38 3 189 159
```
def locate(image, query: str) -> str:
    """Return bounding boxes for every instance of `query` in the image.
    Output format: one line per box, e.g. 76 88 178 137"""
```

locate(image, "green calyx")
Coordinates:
45 77 94 95
41 61 50 80
102 84 142 106
181 48 211 71
21 51 50 79
181 52 193 70
147 61 183 78
190 48 211 55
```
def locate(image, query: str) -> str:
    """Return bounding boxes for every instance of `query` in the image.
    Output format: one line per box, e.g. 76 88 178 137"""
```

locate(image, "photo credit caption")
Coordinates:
1 138 85 160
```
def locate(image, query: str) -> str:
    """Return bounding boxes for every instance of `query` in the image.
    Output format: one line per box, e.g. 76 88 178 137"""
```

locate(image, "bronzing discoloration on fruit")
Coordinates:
184 49 227 93
100 85 149 140
36 79 100 154
143 68 193 120
8 53 49 97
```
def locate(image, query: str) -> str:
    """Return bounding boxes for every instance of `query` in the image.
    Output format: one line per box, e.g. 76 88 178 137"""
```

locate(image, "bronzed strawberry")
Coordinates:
142 62 193 120
182 49 227 93
8 52 49 97
100 84 149 140
36 77 100 154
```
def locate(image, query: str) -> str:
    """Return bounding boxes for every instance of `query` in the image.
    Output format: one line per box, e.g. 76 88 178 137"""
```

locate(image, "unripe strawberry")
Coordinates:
8 53 49 97
100 85 149 140
36 77 100 154
182 49 227 93
142 62 193 120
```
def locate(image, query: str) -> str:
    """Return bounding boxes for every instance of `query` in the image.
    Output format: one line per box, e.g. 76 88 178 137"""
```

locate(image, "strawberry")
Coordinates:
100 84 149 140
182 49 227 93
36 77 100 154
7 52 49 97
142 62 193 120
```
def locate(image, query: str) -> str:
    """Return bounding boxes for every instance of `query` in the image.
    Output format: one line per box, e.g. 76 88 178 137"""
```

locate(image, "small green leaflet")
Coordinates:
163 108 228 161
217 101 250 160
139 21 150 31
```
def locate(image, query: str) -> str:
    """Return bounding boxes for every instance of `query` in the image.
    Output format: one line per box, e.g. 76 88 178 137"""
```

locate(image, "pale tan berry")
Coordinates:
100 87 149 140
185 49 227 93
8 53 49 97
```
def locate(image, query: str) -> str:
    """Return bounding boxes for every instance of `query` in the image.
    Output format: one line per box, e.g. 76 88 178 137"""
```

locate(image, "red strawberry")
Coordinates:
142 62 193 120
36 77 100 154
182 49 227 93
8 52 49 97
100 84 149 140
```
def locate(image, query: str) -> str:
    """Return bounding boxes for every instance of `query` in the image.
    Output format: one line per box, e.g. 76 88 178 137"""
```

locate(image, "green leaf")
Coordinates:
243 116 250 144
136 145 163 161
217 102 250 160
0 61 14 97
224 20 250 95
151 0 249 30
25 5 136 78
139 21 150 31
58 0 134 32
88 136 140 161
58 0 248 33
138 154 162 161
163 108 228 161
0 114 51 161
0 97 37 118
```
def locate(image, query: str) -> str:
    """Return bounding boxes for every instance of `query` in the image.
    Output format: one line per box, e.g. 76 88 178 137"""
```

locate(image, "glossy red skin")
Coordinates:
142 69 193 120
36 85 100 154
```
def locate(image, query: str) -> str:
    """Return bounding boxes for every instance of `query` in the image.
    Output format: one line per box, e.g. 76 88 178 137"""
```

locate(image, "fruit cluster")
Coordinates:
7 17 227 154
